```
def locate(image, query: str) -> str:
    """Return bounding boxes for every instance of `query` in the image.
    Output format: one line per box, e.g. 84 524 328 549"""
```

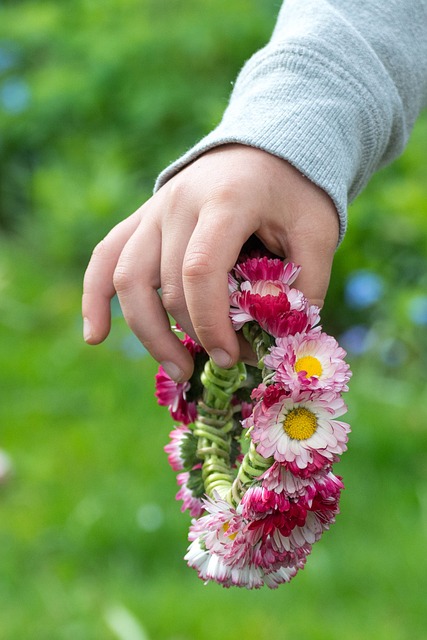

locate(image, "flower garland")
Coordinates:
156 256 352 589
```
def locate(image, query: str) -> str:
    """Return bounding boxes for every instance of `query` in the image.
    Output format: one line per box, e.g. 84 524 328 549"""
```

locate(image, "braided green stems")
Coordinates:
242 322 273 378
226 322 274 506
193 359 246 499
194 323 275 505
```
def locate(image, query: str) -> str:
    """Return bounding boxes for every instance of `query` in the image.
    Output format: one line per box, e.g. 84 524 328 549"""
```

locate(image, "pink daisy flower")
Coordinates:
242 470 342 534
293 472 343 543
190 497 307 570
250 382 290 408
243 471 343 549
155 332 205 425
240 400 254 420
242 490 308 539
228 258 319 337
241 486 292 517
164 425 193 471
181 332 204 358
176 471 205 518
260 462 342 500
155 369 197 425
186 496 307 588
248 389 350 475
229 285 320 337
264 327 352 393
185 538 303 589
231 397 254 421
230 257 300 291
260 461 318 497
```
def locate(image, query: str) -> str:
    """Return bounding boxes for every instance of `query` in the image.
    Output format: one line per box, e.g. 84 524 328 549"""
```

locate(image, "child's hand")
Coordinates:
82 144 339 381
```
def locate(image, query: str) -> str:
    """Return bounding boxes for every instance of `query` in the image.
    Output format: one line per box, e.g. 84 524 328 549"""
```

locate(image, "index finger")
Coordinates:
82 211 142 343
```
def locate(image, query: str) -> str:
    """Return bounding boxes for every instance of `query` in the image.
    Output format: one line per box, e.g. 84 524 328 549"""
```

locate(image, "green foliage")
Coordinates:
0 0 276 265
323 113 427 382
0 0 427 638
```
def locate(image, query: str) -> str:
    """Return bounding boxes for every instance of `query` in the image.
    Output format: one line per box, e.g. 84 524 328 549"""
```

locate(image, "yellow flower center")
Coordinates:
295 355 323 378
222 522 237 540
283 407 317 440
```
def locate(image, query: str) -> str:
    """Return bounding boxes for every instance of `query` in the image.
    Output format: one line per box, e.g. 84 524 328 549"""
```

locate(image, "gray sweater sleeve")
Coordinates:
155 0 427 241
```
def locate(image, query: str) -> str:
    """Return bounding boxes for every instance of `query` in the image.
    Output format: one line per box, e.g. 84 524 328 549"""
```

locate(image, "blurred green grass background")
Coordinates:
1 1 427 638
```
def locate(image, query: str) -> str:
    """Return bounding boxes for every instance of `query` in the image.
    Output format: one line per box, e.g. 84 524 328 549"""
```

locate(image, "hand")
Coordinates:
82 144 339 381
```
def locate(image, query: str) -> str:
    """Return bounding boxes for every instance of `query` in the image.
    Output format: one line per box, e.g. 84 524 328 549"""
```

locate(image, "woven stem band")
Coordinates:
194 360 245 498
193 324 274 502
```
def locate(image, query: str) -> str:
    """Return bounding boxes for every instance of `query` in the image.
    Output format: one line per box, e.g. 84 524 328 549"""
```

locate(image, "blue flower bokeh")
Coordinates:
0 77 30 114
344 270 384 309
408 295 427 326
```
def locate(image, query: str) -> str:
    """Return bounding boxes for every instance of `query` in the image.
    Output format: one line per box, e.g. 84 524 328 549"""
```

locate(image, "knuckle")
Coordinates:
183 246 215 279
194 319 220 336
113 264 133 292
165 179 188 209
208 180 242 206
161 283 186 316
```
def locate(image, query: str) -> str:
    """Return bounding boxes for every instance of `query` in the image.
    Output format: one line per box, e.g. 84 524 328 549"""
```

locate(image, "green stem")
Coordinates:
226 442 273 507
222 322 275 505
194 359 246 499
242 322 274 378
194 323 275 504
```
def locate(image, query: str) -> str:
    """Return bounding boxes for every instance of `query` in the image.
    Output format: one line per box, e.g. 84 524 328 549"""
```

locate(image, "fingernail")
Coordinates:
210 348 232 368
83 317 92 342
161 361 184 383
